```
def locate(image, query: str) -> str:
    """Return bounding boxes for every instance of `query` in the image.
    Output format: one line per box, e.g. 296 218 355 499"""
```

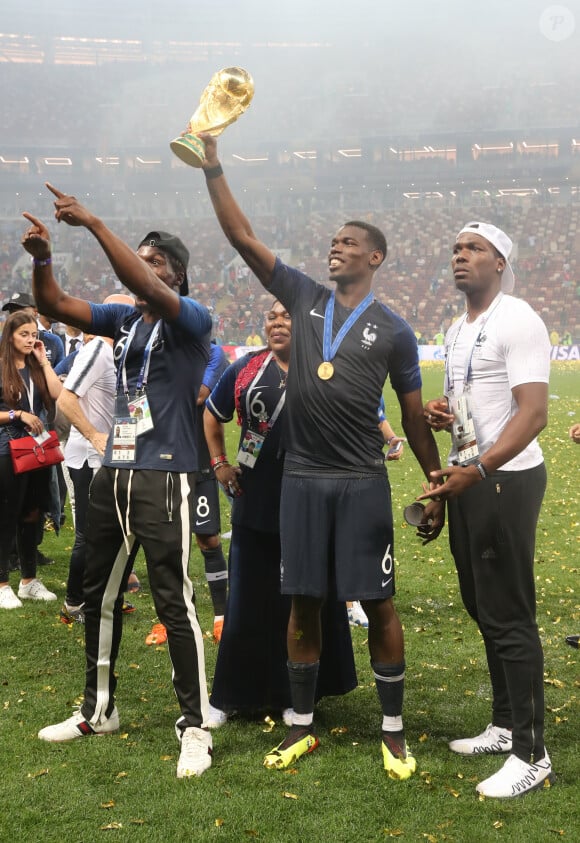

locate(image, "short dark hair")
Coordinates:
343 220 387 264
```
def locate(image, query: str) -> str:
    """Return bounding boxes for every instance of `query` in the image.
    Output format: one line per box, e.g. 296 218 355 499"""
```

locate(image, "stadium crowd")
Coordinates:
2 198 579 344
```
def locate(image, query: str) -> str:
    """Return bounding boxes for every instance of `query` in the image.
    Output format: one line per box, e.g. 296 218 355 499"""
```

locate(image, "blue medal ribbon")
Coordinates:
322 291 375 363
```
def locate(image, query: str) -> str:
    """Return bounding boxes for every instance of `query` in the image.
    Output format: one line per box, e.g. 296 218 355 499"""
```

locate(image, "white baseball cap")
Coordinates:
456 221 515 293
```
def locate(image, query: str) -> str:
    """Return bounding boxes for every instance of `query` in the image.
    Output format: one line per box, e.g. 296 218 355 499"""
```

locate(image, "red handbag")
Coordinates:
9 430 64 474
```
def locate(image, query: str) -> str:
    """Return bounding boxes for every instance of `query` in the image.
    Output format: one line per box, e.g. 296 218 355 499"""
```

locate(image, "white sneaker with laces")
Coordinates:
176 726 213 777
206 704 228 729
449 723 512 756
476 752 554 798
347 601 368 628
18 579 57 602
282 707 294 727
38 707 120 742
0 585 23 609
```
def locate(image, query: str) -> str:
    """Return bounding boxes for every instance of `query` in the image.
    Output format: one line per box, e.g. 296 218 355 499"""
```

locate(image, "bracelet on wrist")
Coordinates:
385 436 394 445
33 256 52 267
473 459 488 480
8 409 15 422
204 163 223 180
210 454 229 471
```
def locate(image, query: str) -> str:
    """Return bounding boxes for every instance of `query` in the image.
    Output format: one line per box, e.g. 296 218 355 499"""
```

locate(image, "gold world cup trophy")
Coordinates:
170 67 254 168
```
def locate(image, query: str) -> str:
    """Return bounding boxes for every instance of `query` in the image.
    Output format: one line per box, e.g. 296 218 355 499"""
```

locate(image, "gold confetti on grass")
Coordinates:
544 678 565 688
493 821 503 829
215 819 224 827
383 830 404 837
100 801 115 809
330 726 348 735
282 792 298 799
100 823 122 830
27 769 49 779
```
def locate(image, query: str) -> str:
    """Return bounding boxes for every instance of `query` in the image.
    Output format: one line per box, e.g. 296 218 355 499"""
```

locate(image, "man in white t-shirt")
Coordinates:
422 222 552 799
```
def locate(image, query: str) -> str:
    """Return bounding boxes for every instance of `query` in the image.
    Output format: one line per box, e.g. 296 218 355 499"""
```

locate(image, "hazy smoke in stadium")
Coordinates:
2 0 578 149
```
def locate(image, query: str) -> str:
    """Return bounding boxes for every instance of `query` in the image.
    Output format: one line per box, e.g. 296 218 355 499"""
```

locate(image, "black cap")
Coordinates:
138 231 189 296
2 291 36 312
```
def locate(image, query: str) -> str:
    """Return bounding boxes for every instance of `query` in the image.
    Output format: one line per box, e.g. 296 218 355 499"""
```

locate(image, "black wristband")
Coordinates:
204 164 223 179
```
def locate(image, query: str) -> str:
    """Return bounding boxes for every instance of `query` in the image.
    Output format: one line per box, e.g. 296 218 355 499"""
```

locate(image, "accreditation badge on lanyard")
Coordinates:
446 294 503 466
111 416 138 463
448 393 479 465
236 352 286 468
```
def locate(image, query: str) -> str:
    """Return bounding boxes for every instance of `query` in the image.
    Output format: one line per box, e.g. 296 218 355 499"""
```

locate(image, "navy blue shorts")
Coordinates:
279 472 395 601
192 474 221 536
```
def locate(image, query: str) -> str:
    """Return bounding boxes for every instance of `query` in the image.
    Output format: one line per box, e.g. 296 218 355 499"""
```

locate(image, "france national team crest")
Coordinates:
361 322 378 351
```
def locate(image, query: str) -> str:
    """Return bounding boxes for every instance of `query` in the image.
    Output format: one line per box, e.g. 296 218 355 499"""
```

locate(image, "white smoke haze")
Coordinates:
1 1 579 343
1 0 578 149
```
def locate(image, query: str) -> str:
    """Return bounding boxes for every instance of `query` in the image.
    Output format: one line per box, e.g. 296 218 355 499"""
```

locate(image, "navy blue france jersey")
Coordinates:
89 298 211 472
270 258 421 474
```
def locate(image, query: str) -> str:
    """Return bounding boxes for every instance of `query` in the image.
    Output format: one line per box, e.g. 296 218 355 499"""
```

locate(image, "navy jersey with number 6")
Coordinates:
89 299 211 472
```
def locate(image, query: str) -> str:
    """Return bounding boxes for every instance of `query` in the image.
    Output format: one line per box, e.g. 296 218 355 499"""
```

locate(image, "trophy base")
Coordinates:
170 134 206 168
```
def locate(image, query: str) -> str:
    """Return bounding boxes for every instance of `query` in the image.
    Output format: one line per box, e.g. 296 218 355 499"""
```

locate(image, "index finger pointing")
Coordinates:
22 211 43 227
45 182 65 199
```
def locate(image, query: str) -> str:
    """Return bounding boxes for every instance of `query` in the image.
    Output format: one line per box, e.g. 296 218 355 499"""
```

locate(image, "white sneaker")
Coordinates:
206 704 228 729
347 601 368 628
449 723 512 756
476 752 554 798
176 726 213 778
18 579 57 602
0 585 23 610
38 707 120 742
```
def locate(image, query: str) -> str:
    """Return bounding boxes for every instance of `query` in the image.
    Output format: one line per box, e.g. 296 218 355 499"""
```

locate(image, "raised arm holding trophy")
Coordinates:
170 67 254 168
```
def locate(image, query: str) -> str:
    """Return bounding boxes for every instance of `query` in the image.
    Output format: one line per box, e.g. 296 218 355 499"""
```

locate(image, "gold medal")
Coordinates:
317 361 334 380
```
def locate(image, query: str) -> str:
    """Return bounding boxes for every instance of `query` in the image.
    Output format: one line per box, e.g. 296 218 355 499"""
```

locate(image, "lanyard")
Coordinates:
21 366 35 412
322 291 374 363
245 351 286 430
446 292 504 394
116 318 161 395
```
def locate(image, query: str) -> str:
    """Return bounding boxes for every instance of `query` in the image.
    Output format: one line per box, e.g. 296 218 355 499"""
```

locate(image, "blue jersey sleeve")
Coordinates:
175 297 212 337
269 256 320 314
54 349 79 378
41 331 65 367
385 314 422 395
89 303 136 337
205 355 249 423
203 344 229 391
